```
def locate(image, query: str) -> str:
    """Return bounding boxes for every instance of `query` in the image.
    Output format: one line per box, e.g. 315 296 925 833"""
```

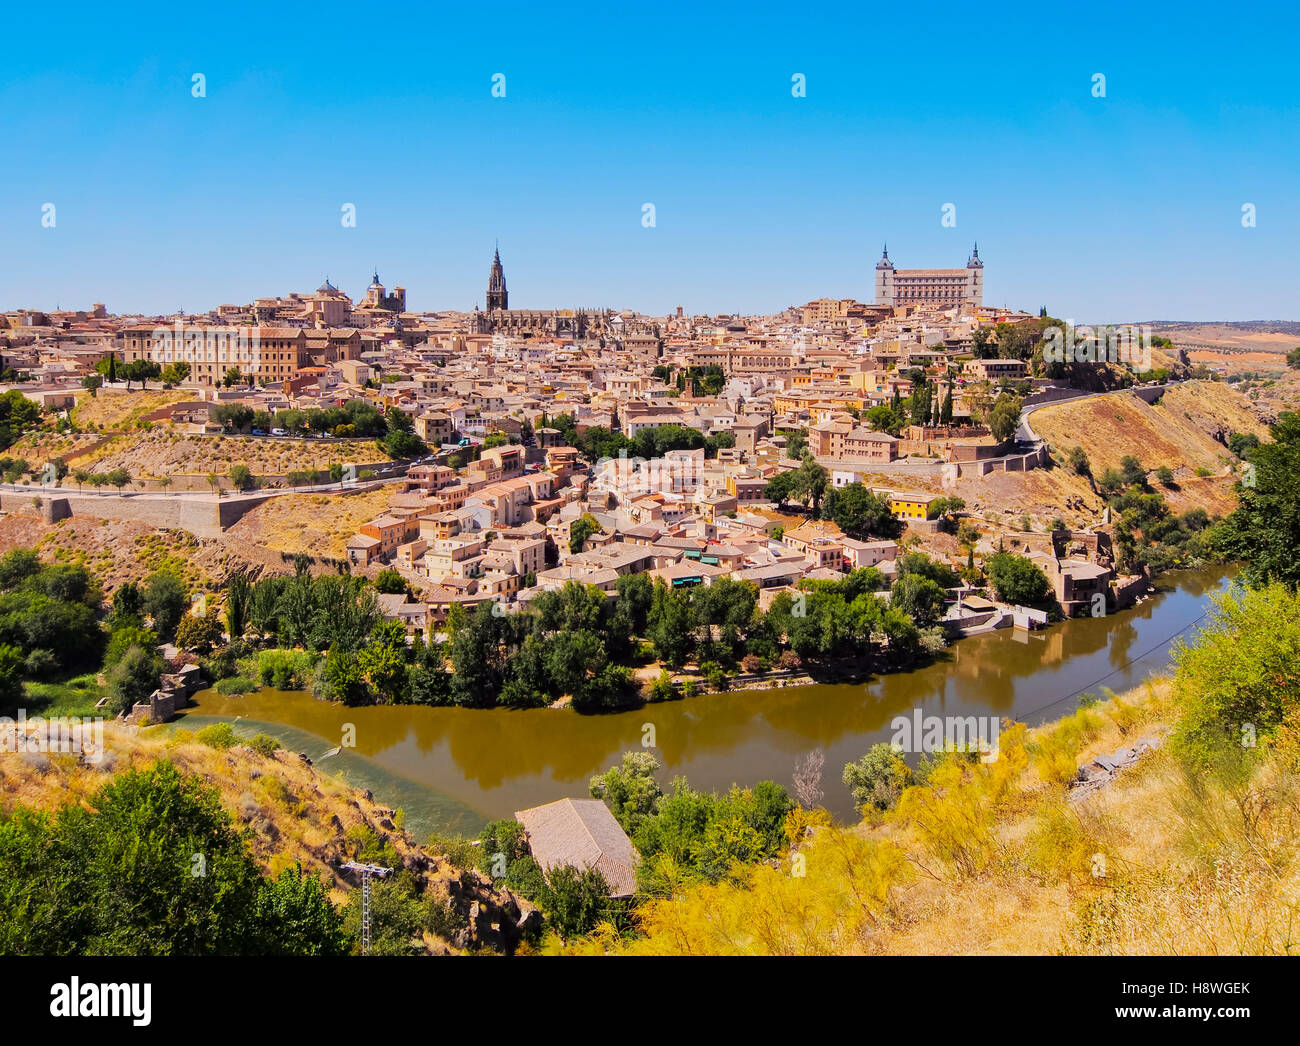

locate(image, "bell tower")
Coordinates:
486 245 508 311
874 244 895 306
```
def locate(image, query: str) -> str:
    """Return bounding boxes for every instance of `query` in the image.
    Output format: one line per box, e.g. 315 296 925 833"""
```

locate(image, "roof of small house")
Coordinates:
514 798 639 898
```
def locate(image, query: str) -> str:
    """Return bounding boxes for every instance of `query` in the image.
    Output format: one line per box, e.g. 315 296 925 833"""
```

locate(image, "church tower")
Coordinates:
966 243 984 307
874 244 895 306
486 246 508 311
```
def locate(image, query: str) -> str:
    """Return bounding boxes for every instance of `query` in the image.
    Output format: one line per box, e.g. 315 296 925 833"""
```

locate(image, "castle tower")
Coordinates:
966 243 984 307
486 246 508 311
874 244 895 306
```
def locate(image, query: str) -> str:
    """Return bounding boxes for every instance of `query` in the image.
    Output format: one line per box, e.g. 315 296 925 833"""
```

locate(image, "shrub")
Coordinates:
215 675 257 695
843 744 911 812
248 733 281 758
648 671 678 703
196 722 238 749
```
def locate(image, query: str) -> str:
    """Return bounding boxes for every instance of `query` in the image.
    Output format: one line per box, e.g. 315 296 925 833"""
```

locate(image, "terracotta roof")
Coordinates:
515 798 639 898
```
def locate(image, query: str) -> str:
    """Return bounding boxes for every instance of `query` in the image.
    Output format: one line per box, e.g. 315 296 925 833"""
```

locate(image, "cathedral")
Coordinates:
471 246 611 338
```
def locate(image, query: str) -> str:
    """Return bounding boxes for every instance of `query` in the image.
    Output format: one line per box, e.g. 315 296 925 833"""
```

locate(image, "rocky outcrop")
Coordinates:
1069 732 1165 801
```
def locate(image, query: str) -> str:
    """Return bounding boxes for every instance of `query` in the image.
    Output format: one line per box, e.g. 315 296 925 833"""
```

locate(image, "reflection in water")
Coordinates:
187 567 1233 830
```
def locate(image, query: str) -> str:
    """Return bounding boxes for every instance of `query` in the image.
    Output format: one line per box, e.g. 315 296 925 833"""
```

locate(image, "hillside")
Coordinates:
0 722 535 955
67 430 393 483
559 676 1298 955
224 487 394 559
1030 382 1265 516
70 388 192 431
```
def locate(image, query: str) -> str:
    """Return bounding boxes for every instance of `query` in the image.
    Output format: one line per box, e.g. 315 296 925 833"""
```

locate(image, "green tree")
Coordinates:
540 864 616 939
1214 411 1300 589
590 751 664 836
987 392 1023 443
842 743 911 812
174 611 224 655
374 568 408 595
105 644 164 716
889 573 947 627
142 571 187 643
823 483 900 537
985 552 1051 605
569 513 601 555
229 464 254 491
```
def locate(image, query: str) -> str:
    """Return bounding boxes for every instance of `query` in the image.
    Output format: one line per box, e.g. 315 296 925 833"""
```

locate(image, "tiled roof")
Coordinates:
515 798 639 898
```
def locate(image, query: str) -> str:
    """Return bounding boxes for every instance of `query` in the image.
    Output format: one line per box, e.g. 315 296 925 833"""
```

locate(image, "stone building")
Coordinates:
874 245 984 309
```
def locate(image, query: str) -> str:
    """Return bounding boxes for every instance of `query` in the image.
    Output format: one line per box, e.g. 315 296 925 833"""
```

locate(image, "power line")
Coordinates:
1009 611 1208 724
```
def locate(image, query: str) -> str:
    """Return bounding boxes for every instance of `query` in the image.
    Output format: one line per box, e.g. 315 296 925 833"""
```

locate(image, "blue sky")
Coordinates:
2 1 1296 321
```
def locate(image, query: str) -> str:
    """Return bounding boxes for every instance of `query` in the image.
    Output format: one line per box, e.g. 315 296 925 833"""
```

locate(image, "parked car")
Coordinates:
270 427 287 436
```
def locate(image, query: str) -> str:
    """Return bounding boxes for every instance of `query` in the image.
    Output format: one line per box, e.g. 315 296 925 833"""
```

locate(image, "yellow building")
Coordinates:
889 492 941 520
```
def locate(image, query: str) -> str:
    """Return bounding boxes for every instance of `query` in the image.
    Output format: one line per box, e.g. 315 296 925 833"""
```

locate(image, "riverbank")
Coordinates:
184 566 1233 832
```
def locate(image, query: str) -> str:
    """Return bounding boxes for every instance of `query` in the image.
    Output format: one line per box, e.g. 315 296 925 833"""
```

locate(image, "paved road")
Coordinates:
1016 381 1185 443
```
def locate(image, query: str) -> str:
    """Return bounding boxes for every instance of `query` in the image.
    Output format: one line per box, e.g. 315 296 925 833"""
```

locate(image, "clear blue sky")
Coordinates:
2 1 1295 322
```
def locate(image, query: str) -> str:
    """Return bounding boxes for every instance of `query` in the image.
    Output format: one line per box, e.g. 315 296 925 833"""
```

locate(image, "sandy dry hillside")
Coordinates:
71 388 192 431
68 430 392 481
225 487 395 559
1031 382 1265 479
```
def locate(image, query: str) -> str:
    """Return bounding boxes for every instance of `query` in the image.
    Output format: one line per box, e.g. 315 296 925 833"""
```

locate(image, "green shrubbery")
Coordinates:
0 762 347 955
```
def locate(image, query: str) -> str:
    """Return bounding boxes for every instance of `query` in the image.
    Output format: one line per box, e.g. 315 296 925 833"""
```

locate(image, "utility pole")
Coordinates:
341 861 392 956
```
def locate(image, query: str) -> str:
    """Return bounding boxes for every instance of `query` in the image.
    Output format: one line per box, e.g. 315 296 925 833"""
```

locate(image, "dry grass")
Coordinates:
563 679 1300 956
1032 381 1267 481
69 430 391 479
70 389 191 431
225 487 395 558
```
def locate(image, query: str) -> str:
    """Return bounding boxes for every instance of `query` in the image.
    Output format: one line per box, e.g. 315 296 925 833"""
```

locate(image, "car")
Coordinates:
251 428 266 436
270 428 287 436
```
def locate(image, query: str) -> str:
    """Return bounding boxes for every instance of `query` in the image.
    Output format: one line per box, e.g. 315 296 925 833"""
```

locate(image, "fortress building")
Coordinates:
874 245 983 309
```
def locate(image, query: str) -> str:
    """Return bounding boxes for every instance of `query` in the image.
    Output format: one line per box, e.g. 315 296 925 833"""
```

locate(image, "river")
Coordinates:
179 566 1232 839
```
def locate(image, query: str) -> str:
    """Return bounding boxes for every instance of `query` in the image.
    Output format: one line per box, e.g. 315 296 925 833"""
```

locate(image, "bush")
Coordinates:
648 671 678 703
256 649 316 690
215 675 257 695
248 733 281 758
1170 583 1300 768
196 722 238 749
843 743 911 812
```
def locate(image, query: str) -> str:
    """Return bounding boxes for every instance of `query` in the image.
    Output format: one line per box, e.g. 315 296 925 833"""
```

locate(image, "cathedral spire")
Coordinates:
487 244 508 311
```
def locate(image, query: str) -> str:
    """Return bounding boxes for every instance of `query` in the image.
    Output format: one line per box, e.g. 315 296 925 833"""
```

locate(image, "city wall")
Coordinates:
2 480 389 540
